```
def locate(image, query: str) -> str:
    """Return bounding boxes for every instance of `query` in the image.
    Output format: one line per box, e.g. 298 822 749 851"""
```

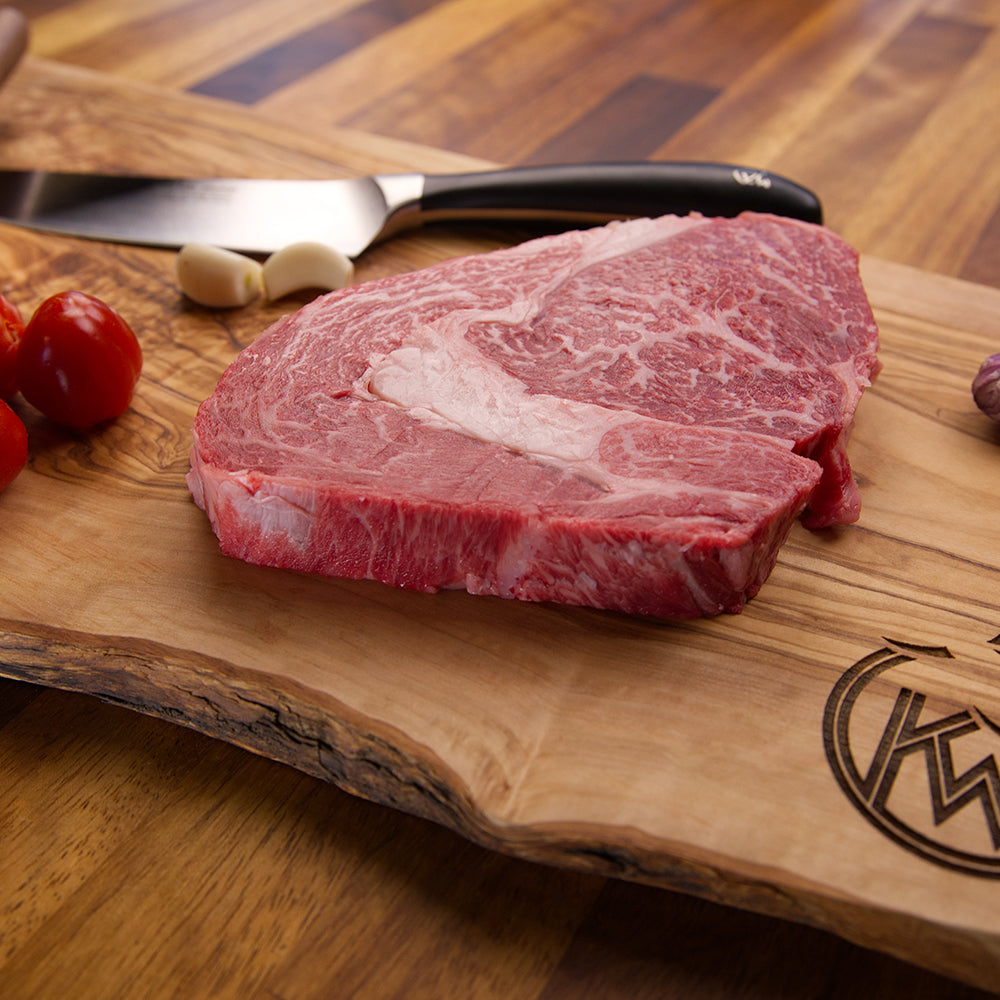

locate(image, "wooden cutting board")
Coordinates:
2 58 1000 991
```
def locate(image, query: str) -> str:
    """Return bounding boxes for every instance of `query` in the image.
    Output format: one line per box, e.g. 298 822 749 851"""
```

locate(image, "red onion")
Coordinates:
973 354 1000 422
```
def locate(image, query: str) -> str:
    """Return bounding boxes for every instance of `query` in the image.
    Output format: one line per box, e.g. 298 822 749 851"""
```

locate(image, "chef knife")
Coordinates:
0 161 822 258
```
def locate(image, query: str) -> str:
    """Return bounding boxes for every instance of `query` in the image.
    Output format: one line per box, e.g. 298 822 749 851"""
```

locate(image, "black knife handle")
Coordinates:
419 162 823 225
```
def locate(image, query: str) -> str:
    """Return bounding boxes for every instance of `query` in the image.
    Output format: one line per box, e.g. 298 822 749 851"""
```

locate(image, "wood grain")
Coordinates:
15 0 1000 288
6 683 991 1000
2 3 1000 998
1 53 1000 993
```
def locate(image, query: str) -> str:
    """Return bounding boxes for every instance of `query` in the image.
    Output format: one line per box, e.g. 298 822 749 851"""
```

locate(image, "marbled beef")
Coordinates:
187 212 879 618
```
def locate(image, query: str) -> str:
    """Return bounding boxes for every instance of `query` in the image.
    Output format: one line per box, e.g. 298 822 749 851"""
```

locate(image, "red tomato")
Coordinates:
17 291 142 430
0 292 25 400
0 398 27 493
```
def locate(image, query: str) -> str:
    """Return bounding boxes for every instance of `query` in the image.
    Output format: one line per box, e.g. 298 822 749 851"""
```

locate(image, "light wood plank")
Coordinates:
442 0 714 164
655 0 927 168
0 691 603 1000
342 0 613 156
256 0 564 128
29 0 364 90
845 24 1000 273
27 0 189 54
775 14 991 238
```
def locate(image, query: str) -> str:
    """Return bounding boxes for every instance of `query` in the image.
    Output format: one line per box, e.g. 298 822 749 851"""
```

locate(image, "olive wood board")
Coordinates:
1 57 1000 992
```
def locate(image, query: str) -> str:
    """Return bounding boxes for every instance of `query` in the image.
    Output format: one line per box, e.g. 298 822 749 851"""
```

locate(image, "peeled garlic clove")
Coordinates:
973 353 1000 423
262 241 354 301
176 243 263 308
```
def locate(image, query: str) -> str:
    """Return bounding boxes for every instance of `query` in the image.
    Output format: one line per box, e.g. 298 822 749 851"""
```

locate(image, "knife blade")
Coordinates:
0 161 823 258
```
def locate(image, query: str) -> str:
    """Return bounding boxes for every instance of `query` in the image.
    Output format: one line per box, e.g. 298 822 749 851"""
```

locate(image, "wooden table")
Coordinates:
3 1 1000 996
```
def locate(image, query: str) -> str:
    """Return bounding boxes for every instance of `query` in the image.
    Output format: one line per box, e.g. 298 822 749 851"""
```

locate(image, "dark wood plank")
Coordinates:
776 13 991 242
0 677 43 728
189 0 440 103
641 0 818 89
331 0 614 155
335 0 721 164
540 879 999 1000
520 74 719 164
30 0 253 72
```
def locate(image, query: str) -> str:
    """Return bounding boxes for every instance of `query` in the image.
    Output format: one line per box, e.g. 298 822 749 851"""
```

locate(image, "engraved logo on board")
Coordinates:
824 635 1000 877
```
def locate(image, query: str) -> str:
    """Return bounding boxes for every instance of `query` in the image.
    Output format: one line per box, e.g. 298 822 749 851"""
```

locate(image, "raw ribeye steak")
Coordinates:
187 211 879 618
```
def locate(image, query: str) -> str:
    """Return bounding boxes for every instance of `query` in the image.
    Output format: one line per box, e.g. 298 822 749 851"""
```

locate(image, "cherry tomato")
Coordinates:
0 292 25 400
16 291 142 430
0 398 27 493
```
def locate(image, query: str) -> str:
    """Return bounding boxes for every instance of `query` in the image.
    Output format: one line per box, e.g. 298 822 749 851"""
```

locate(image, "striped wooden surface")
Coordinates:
2 2 999 998
16 0 1000 288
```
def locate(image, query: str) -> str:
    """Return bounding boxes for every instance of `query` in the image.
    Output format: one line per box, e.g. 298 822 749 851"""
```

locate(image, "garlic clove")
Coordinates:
176 243 263 308
262 241 354 301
